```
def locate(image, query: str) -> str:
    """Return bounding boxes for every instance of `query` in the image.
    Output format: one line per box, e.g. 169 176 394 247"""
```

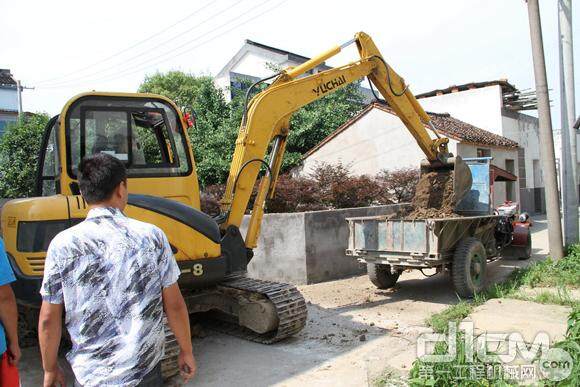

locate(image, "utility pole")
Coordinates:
558 0 578 246
15 80 34 118
526 0 564 260
16 80 22 116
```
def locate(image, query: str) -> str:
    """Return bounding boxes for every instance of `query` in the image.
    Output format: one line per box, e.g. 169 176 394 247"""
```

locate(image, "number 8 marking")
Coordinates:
192 263 204 276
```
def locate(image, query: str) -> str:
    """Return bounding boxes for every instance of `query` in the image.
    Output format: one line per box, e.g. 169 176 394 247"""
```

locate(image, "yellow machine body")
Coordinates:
2 33 467 326
2 92 221 298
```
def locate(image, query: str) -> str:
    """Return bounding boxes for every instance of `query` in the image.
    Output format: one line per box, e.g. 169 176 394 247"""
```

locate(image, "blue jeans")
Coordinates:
74 362 163 386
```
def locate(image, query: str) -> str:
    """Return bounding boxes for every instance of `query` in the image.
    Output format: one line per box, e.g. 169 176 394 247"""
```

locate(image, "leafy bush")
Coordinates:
311 162 382 209
199 163 409 215
266 174 324 213
0 113 50 198
376 167 420 204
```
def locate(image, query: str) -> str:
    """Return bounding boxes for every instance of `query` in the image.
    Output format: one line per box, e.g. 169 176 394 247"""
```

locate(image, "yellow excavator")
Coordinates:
1 32 471 378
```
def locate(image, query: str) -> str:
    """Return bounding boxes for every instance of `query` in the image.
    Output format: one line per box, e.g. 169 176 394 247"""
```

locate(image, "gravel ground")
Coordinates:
20 214 551 386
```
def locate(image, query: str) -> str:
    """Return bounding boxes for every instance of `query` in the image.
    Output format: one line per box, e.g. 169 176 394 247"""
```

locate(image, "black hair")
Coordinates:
78 153 127 204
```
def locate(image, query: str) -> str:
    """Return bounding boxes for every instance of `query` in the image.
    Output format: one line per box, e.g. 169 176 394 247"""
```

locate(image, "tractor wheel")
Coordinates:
518 232 532 260
452 238 487 298
367 263 399 289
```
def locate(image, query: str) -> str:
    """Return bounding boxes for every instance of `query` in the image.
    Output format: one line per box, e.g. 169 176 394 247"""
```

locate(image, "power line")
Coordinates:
39 0 246 88
39 0 285 89
34 0 218 85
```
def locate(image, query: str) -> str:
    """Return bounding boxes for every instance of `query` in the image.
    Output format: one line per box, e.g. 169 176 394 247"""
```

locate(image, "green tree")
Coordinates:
139 71 233 186
0 113 50 198
138 71 366 185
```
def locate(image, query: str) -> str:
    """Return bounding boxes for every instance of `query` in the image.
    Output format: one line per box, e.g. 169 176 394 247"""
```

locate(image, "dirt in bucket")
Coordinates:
400 170 460 219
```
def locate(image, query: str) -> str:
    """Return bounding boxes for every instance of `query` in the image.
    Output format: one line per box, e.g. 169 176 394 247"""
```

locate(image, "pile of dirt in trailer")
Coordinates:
401 170 460 219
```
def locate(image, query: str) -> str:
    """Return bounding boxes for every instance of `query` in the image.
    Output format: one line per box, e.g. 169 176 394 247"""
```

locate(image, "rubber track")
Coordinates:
161 317 180 381
210 276 308 344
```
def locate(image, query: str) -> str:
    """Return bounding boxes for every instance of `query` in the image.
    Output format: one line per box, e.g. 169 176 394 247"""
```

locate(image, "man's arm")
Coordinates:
38 302 65 386
162 283 195 381
0 284 19 365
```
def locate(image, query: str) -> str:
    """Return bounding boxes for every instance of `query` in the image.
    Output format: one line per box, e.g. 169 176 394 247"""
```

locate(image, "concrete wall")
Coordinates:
241 204 404 285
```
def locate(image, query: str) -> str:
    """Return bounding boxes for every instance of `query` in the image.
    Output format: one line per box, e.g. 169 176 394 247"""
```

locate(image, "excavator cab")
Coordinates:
2 93 222 305
36 93 200 203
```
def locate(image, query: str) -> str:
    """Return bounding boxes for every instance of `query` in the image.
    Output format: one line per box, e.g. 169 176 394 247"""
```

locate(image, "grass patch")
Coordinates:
426 245 580 334
412 246 580 386
409 331 516 386
510 287 578 307
515 244 580 288
537 305 580 387
427 300 476 334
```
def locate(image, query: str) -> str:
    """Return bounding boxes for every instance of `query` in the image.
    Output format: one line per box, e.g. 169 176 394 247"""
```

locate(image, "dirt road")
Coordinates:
20 216 550 386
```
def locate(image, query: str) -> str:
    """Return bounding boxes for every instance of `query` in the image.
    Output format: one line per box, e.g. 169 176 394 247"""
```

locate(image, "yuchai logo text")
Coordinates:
312 75 347 96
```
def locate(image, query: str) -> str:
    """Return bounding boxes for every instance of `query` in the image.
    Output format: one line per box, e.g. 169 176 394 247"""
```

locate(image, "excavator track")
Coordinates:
209 276 308 344
161 317 180 381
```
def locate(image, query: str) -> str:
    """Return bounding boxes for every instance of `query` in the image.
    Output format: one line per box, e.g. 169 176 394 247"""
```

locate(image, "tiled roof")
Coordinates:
415 79 517 99
303 102 518 159
425 110 519 148
0 69 16 87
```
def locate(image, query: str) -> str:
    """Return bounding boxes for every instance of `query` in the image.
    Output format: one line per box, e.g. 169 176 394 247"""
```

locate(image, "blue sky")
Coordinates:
1 0 578 128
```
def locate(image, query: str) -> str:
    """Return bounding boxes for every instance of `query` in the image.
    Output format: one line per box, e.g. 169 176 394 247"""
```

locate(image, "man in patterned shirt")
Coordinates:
38 153 196 386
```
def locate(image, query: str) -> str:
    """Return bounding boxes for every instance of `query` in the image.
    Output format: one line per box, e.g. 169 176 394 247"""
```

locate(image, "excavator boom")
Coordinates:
221 32 472 247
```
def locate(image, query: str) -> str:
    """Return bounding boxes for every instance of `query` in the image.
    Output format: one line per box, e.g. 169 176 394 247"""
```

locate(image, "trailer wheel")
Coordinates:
519 232 532 260
452 238 487 298
367 263 399 289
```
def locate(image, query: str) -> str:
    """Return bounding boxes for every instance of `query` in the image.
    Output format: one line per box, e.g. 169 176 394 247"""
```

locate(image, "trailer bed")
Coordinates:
346 214 499 268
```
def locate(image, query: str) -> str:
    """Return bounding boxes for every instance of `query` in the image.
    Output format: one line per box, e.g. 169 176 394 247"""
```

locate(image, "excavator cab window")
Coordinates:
65 96 191 179
36 115 61 196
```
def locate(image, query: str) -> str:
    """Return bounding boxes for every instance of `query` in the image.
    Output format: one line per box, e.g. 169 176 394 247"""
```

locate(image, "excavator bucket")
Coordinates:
419 156 473 208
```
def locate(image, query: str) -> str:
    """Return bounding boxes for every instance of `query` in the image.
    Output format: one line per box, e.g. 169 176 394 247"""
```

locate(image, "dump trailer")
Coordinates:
346 158 532 297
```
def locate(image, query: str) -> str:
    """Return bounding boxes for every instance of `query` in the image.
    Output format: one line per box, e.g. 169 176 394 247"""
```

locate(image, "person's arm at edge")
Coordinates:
0 284 19 365
162 283 195 381
38 301 65 385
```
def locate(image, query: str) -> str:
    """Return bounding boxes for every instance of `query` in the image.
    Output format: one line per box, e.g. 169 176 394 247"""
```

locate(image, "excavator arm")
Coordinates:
220 32 469 248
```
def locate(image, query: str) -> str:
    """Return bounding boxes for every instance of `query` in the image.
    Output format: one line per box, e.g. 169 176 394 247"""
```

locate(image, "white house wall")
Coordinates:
0 89 18 111
501 111 540 187
418 85 504 135
296 108 459 176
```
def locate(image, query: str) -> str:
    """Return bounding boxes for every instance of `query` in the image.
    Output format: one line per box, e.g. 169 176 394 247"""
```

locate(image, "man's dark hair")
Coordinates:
78 153 127 204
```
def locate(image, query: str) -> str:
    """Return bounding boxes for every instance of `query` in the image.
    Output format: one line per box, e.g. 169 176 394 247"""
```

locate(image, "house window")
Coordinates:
505 159 515 201
477 148 491 158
